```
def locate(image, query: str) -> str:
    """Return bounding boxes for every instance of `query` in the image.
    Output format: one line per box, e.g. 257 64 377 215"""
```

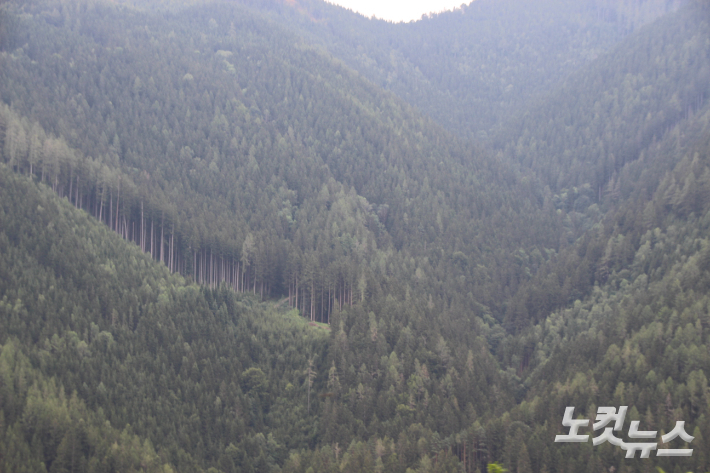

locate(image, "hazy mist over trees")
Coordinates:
0 0 709 471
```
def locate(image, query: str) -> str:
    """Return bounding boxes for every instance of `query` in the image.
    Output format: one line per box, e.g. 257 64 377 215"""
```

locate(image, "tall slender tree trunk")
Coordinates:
109 192 113 231
69 168 73 204
115 179 121 234
98 190 102 221
463 442 467 473
169 226 174 272
160 214 164 263
141 200 145 253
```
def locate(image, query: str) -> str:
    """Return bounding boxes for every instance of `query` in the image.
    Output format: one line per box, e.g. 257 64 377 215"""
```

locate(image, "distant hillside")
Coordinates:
0 0 566 328
1 0 709 472
0 150 504 473
0 165 334 471
491 97 710 473
483 0 710 331
224 0 687 139
494 0 710 194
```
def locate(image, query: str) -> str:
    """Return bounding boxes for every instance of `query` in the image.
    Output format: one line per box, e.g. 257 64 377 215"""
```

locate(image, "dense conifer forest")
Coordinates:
1 0 709 471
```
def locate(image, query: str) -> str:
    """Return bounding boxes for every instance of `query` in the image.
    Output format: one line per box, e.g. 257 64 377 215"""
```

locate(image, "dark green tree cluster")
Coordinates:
488 77 710 473
0 166 327 471
494 1 710 194
217 0 686 140
0 0 569 328
464 0 710 332
2 0 710 472
0 339 174 473
0 164 506 472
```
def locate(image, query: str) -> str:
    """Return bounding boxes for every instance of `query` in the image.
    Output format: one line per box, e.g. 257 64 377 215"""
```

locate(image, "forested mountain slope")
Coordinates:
3 165 492 472
2 0 710 472
0 165 334 471
490 96 710 473
486 0 710 331
0 0 568 331
494 0 710 194
4 117 710 472
218 0 687 140
0 1 543 470
0 160 501 473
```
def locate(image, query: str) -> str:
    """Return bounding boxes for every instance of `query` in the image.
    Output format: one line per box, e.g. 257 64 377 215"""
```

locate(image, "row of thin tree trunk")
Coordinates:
27 166 356 322
288 275 353 324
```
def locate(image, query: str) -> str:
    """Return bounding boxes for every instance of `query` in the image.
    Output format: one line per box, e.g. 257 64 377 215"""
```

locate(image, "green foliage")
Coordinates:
0 0 567 328
496 1 710 194
235 0 684 140
0 0 709 472
487 462 507 473
0 167 331 470
0 339 173 472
